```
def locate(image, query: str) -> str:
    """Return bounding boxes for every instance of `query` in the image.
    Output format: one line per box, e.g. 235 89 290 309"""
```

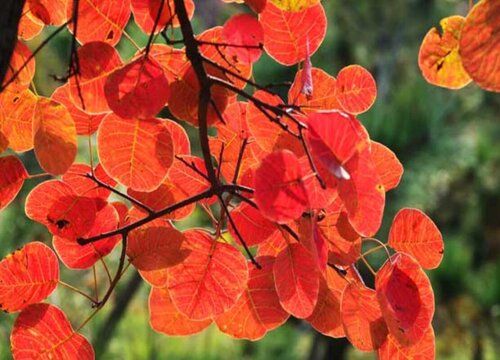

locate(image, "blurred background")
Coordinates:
0 0 499 359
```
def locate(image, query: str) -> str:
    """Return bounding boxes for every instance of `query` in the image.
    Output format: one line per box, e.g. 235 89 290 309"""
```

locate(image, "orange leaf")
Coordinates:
67 0 131 45
0 242 59 312
149 286 212 336
3 41 35 89
418 16 471 89
97 114 174 192
341 283 388 351
376 253 435 346
128 226 187 286
0 86 37 152
0 156 28 211
27 0 67 26
260 3 326 65
274 242 320 318
18 5 44 41
62 163 116 204
11 303 94 359
336 65 377 115
370 141 404 192
459 0 500 92
131 0 195 33
378 325 435 360
388 208 444 270
104 55 170 119
269 0 319 12
33 98 77 175
222 14 264 64
215 256 289 340
228 202 279 247
167 230 248 320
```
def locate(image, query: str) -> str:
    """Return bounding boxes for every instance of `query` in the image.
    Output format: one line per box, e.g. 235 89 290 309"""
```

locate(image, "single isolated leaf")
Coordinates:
67 0 131 45
0 156 28 210
68 41 123 114
370 141 403 192
388 208 444 269
378 325 435 360
222 14 264 64
418 16 471 89
33 97 77 175
104 55 170 119
376 253 435 346
149 286 212 336
341 283 388 351
336 65 377 115
254 150 309 223
11 303 94 359
53 203 120 269
25 180 97 239
127 226 187 286
274 242 320 318
0 242 59 312
215 256 289 340
459 0 500 92
167 230 248 320
97 114 174 192
260 3 326 66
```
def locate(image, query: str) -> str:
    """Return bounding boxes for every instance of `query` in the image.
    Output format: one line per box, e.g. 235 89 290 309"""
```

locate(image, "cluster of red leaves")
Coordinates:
418 0 499 92
0 0 448 359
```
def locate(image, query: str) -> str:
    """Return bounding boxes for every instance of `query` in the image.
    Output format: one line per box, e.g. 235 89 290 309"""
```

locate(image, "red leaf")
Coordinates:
27 0 67 26
370 141 404 192
128 226 187 286
149 286 212 336
131 0 195 33
378 325 435 360
3 41 35 89
222 14 264 64
228 202 279 247
18 4 44 41
167 230 248 320
260 3 326 66
376 253 435 346
336 65 377 115
388 208 444 270
67 0 131 45
148 45 190 83
245 0 267 13
97 114 174 192
274 242 320 318
104 55 170 119
0 242 59 312
215 256 289 340
53 204 120 269
341 283 388 351
11 304 94 359
254 150 309 223
25 180 97 239
62 163 116 204
418 16 471 89
459 0 500 92
68 42 122 114
0 156 28 211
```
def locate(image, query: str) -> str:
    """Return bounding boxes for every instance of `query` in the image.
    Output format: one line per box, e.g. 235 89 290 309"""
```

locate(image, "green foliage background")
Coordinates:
0 0 499 358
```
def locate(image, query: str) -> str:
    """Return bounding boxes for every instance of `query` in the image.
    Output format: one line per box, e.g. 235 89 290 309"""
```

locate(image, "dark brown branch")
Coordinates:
232 138 248 184
173 0 218 186
175 155 210 181
84 173 154 214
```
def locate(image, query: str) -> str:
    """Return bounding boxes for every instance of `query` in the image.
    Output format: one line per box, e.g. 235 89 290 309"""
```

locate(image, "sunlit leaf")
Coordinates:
168 230 248 320
97 114 174 192
336 65 377 115
11 303 94 359
0 156 28 211
376 253 435 346
131 0 195 33
388 208 444 270
222 14 264 64
269 0 319 12
260 3 326 65
3 41 35 89
378 325 435 360
274 242 320 318
228 202 279 247
215 256 289 340
370 141 403 192
0 242 59 313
